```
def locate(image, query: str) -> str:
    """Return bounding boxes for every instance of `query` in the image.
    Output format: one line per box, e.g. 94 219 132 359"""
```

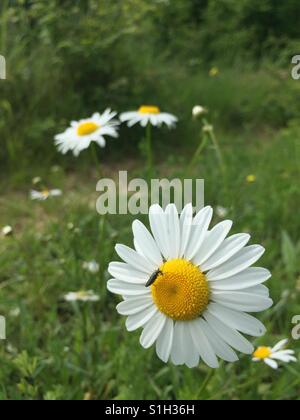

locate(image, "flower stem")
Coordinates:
188 133 209 173
198 369 215 399
91 142 102 176
146 123 153 179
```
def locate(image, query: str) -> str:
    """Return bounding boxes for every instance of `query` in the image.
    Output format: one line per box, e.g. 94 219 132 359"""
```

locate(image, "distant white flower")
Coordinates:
82 261 100 274
55 109 120 156
253 339 297 369
216 206 229 219
64 290 100 303
120 106 177 128
2 226 13 236
9 307 21 318
30 189 62 201
0 316 6 340
192 105 207 118
32 177 42 185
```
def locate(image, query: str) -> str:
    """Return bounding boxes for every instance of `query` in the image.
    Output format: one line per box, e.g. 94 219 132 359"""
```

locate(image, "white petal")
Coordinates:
185 206 213 261
115 244 155 274
179 204 193 258
132 220 163 267
210 291 273 312
203 311 254 354
241 285 270 297
108 262 148 284
189 319 219 368
272 339 289 353
264 358 278 369
116 297 154 315
140 116 150 127
270 354 297 363
140 312 167 349
156 318 174 363
182 325 200 368
201 234 251 272
207 245 265 281
207 303 266 337
149 204 170 260
193 220 232 267
197 318 239 362
170 322 200 368
165 204 180 259
107 279 150 296
125 306 158 331
209 267 271 289
120 112 139 122
171 322 187 365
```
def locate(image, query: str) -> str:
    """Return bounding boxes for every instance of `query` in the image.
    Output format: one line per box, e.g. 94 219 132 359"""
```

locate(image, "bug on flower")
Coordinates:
146 269 163 288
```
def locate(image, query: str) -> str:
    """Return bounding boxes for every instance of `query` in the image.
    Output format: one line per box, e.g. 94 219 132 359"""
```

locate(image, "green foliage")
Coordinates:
1 0 300 171
0 122 300 400
0 0 300 401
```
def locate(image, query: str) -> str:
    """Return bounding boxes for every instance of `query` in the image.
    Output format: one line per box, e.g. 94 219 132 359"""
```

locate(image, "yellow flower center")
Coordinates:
138 106 161 115
253 347 272 360
151 259 210 321
42 190 50 198
77 122 99 136
76 291 88 299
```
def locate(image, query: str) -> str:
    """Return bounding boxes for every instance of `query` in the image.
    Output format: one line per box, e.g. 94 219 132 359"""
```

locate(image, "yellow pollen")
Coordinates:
253 347 272 360
138 105 161 115
151 259 210 321
77 122 99 136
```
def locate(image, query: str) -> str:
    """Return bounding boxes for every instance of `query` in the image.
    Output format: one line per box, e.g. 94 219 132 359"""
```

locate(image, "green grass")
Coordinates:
0 123 299 400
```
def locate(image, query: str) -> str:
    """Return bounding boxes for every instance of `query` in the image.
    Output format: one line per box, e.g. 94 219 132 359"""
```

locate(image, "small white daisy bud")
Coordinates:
192 105 206 118
216 206 229 218
82 261 100 274
32 177 42 185
2 226 13 237
203 124 214 133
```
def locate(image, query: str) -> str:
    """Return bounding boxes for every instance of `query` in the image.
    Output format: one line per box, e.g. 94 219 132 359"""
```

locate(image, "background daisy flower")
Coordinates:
54 109 120 156
30 189 62 201
120 106 178 128
2 226 13 237
64 290 99 303
107 203 273 368
82 261 100 274
253 339 297 369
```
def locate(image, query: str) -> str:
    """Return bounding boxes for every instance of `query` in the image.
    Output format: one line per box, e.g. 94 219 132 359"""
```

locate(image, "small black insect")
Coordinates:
146 269 163 288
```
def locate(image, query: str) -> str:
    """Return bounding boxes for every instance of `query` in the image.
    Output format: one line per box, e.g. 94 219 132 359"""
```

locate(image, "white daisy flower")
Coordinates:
216 206 229 219
64 290 100 303
2 225 13 237
30 189 62 201
82 260 100 274
107 203 273 368
55 109 120 156
253 339 297 369
120 106 178 128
